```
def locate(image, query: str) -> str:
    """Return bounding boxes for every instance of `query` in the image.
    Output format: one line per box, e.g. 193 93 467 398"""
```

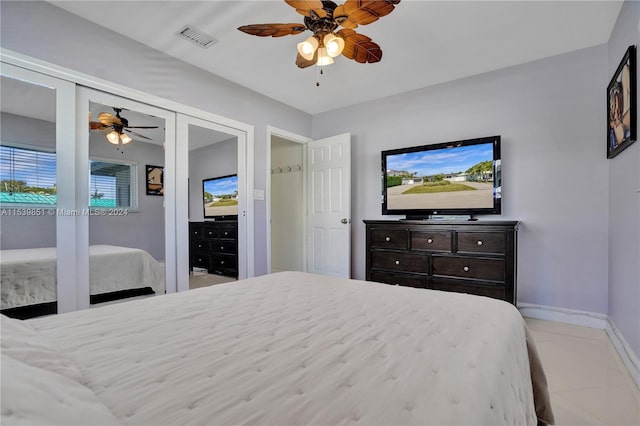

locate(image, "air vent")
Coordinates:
177 26 217 49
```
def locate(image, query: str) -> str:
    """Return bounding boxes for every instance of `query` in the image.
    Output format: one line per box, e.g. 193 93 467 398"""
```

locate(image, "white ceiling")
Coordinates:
48 1 622 115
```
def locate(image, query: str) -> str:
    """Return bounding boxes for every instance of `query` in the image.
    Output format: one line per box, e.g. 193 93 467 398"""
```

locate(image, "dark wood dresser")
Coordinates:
364 220 519 304
189 220 238 278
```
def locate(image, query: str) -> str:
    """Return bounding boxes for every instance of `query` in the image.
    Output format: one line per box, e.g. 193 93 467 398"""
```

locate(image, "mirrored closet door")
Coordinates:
77 87 176 308
176 114 249 292
0 64 77 316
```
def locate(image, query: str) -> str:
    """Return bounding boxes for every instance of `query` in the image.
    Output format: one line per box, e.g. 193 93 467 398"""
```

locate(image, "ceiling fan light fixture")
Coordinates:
323 33 344 57
316 47 334 66
297 36 319 60
120 133 132 144
106 131 120 145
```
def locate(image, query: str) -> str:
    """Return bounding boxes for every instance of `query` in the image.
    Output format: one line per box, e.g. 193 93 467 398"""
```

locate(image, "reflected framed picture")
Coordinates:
607 45 636 159
146 165 164 196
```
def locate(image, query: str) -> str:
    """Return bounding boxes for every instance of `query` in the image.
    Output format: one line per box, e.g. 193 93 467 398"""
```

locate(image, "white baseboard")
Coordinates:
518 303 640 389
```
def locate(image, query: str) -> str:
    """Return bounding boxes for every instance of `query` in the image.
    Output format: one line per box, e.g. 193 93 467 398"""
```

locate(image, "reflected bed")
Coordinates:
0 245 165 318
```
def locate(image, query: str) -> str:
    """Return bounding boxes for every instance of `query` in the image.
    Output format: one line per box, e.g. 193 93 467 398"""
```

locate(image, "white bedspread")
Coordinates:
1 245 165 309
20 271 540 425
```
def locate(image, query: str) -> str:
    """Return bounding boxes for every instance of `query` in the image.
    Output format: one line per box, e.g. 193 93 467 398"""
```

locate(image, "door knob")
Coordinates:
341 218 349 224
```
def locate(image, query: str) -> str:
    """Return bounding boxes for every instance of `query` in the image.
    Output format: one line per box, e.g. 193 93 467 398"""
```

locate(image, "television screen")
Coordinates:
202 174 238 219
381 136 501 218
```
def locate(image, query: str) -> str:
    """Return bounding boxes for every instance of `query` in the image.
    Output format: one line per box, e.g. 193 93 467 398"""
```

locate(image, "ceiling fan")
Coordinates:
89 107 158 146
238 0 400 69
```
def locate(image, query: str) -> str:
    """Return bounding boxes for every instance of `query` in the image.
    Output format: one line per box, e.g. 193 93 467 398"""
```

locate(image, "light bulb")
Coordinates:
316 47 334 66
297 36 318 61
106 131 120 145
120 133 132 144
323 33 344 58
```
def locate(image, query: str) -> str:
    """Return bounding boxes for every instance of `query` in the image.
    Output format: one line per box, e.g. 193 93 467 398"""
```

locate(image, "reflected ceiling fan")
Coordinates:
238 0 400 69
89 107 158 146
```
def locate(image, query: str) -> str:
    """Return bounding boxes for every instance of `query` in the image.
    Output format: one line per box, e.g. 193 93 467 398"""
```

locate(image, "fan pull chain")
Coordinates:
316 66 324 87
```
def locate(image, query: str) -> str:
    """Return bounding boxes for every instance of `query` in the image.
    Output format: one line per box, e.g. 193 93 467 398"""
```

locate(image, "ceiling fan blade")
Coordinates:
337 29 382 63
284 0 327 18
124 129 153 140
89 121 110 131
335 0 400 29
238 23 307 37
124 126 159 129
98 112 122 126
296 51 318 68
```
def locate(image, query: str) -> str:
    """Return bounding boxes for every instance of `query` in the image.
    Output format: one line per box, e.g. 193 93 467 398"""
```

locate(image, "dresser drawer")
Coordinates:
189 223 204 239
370 271 427 289
457 232 505 254
211 239 236 254
191 239 209 252
371 251 428 274
411 231 452 252
432 256 504 281
210 254 236 276
191 254 210 269
431 278 506 301
370 228 408 249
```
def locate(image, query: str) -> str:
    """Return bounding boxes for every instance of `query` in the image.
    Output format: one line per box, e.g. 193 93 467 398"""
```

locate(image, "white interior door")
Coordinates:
307 133 351 277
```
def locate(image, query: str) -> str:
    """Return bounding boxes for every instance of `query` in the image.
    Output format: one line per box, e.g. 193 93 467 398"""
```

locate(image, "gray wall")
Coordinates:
313 45 610 315
0 0 313 275
189 138 238 222
607 0 640 357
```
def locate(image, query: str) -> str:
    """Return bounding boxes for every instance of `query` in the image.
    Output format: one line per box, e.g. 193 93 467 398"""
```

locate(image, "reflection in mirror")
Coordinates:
187 124 238 290
87 101 166 306
0 76 58 318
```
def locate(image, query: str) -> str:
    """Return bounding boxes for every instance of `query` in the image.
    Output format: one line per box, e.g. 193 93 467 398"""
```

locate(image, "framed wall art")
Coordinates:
146 165 164 196
607 45 636 159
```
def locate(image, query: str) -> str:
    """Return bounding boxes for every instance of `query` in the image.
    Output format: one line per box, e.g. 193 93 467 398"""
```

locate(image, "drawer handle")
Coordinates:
221 260 225 265
463 266 470 272
385 237 391 242
477 240 483 246
224 232 228 236
220 246 224 250
198 244 202 248
395 260 400 265
427 238 433 244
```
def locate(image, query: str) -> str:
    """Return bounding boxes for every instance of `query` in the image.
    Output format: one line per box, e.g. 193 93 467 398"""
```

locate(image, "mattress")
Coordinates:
2 271 553 425
0 245 165 309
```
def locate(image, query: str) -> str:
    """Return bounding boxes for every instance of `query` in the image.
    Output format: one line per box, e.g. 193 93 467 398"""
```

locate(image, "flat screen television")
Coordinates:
202 174 238 220
381 136 501 219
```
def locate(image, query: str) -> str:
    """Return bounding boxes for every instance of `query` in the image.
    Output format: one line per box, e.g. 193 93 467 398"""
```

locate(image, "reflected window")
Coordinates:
0 144 57 205
90 159 137 208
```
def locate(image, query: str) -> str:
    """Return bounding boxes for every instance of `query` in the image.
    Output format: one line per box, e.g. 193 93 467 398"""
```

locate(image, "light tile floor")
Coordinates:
525 318 640 425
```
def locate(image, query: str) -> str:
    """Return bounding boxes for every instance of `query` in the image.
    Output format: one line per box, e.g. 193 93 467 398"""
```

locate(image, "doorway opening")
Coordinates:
267 127 310 274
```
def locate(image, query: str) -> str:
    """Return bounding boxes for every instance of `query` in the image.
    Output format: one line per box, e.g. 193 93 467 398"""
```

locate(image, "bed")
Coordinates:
0 271 554 425
0 245 165 316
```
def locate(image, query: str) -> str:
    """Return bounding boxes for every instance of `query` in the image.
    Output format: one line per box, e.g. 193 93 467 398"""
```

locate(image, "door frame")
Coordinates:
2 48 255 298
266 126 311 274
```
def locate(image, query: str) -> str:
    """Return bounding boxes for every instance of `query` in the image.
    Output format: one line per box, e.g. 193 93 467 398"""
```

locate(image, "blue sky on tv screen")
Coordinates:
203 175 237 197
387 143 493 176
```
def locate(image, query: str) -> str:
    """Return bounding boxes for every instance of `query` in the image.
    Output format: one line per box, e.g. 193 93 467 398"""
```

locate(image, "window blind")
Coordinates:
0 145 57 205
